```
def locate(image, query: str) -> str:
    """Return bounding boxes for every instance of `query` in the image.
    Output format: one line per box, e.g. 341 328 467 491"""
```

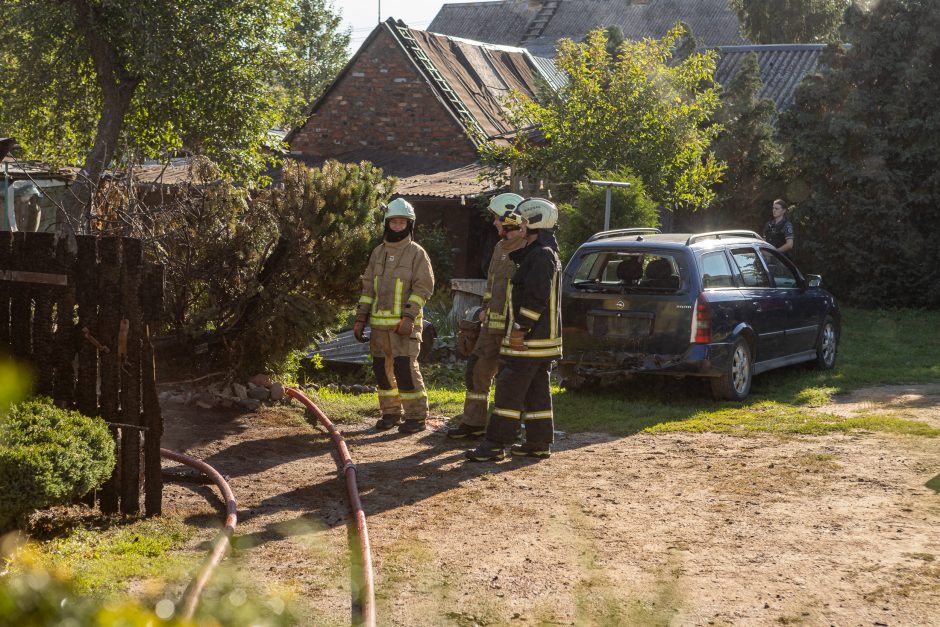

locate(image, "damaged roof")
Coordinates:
429 0 747 57
386 20 554 142
292 150 500 199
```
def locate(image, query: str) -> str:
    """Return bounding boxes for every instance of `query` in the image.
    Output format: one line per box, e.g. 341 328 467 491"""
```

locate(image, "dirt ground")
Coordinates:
160 384 940 626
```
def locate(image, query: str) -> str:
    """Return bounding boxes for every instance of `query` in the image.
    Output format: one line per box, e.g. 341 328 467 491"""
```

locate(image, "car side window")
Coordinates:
700 251 735 289
730 248 771 288
759 248 799 288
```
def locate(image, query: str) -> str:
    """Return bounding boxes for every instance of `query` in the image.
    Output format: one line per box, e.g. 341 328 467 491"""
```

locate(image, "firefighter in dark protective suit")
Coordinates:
447 193 527 440
466 198 562 461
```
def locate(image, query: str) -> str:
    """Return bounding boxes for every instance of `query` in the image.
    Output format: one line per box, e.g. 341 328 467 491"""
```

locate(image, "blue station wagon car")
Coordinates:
560 229 840 400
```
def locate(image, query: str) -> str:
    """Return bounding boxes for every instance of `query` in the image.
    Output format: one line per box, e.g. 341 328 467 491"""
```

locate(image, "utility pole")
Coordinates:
378 0 381 23
588 179 632 231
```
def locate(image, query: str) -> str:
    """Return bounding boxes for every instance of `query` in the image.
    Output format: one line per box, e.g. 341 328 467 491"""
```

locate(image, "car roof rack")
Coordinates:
686 230 762 245
588 227 662 242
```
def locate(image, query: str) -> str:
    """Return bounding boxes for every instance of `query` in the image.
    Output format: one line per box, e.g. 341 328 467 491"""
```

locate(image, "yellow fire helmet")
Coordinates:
500 208 524 231
487 193 523 217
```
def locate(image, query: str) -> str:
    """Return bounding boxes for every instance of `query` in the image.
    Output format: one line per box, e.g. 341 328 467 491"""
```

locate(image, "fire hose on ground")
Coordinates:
159 447 238 621
159 388 376 626
286 386 376 627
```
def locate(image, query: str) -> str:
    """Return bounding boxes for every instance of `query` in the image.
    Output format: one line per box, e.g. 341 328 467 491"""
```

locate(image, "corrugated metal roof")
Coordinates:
429 1 540 47
395 24 552 140
713 44 824 112
290 150 500 199
430 0 748 54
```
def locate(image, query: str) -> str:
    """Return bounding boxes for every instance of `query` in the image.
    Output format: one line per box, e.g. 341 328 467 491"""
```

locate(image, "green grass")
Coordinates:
11 516 200 594
310 308 940 439
552 307 940 436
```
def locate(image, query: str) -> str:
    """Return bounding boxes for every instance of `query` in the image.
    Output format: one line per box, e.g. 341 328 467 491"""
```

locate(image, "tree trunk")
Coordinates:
63 0 140 233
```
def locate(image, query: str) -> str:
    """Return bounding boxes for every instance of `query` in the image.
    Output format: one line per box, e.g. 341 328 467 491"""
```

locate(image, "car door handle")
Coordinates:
752 301 761 311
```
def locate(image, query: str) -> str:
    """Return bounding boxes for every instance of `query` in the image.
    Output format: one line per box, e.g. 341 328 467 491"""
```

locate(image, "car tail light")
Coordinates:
690 293 711 344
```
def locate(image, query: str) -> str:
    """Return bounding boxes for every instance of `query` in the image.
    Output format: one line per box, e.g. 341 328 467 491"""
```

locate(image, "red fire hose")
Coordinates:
160 447 238 621
286 386 376 627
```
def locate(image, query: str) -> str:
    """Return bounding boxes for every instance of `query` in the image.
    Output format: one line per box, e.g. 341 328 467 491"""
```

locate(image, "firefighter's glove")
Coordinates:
353 321 367 343
457 319 481 357
395 316 415 337
509 325 527 352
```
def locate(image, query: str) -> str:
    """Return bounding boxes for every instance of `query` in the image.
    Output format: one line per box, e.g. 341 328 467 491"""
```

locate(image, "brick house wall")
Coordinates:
289 28 478 163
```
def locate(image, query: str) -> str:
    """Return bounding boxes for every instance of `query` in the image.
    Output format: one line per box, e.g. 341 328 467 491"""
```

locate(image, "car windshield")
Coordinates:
571 250 682 293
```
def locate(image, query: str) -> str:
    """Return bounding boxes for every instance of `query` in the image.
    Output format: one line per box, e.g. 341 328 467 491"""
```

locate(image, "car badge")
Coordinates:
616 300 625 309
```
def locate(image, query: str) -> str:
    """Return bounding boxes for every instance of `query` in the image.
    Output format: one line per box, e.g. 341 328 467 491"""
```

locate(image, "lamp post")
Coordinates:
587 179 632 231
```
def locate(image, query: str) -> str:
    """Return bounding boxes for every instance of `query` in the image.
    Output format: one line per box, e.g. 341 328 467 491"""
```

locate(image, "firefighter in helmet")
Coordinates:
353 198 435 433
466 197 562 461
447 193 527 439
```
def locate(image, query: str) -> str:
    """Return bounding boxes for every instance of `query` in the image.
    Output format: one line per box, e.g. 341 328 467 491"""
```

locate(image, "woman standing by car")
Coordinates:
764 199 794 256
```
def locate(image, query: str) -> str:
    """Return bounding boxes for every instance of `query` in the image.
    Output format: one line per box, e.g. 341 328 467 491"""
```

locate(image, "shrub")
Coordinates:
557 168 659 262
147 158 394 376
414 220 455 290
0 399 115 532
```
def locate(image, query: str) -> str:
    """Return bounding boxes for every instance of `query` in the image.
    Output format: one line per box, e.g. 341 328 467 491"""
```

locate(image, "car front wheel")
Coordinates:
711 337 752 401
813 316 838 370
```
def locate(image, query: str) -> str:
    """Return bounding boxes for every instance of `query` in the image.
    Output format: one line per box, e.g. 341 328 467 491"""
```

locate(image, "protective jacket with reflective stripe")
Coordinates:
500 231 562 358
357 236 434 329
481 236 526 334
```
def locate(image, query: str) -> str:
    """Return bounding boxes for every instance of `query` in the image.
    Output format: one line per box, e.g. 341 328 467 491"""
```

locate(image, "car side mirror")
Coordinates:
806 274 822 288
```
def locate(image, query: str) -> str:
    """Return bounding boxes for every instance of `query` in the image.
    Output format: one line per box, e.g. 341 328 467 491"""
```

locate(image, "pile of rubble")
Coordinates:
158 374 382 412
158 374 288 412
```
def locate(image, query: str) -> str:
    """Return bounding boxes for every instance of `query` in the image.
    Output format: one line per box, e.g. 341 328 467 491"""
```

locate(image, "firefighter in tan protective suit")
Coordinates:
446 193 526 439
353 198 435 433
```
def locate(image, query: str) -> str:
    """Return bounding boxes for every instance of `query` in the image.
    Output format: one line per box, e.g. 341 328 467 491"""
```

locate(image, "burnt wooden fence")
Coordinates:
0 232 165 516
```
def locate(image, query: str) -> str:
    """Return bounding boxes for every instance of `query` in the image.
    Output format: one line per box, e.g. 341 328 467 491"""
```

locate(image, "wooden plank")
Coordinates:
53 236 78 407
97 237 122 515
119 238 142 515
0 231 12 353
142 322 163 517
10 233 31 360
0 270 69 286
29 234 57 395
75 236 99 418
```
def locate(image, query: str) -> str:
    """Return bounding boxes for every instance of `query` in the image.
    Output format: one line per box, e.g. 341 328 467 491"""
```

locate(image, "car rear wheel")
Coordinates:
710 337 752 401
813 316 837 370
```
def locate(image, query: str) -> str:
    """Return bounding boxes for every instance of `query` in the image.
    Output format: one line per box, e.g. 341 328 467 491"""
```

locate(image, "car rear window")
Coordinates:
571 250 683 292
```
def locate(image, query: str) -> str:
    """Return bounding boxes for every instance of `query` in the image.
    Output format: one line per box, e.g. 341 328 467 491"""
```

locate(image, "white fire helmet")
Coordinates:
516 197 558 230
384 198 416 221
487 193 523 217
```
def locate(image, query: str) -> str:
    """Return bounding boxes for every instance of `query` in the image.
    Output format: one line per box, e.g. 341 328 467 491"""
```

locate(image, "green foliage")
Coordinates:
480 26 725 209
0 399 115 532
0 0 293 179
150 158 394 376
731 0 852 43
415 221 454 290
685 52 783 232
0 555 295 625
0 360 30 417
779 0 940 305
557 168 659 261
272 0 351 128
